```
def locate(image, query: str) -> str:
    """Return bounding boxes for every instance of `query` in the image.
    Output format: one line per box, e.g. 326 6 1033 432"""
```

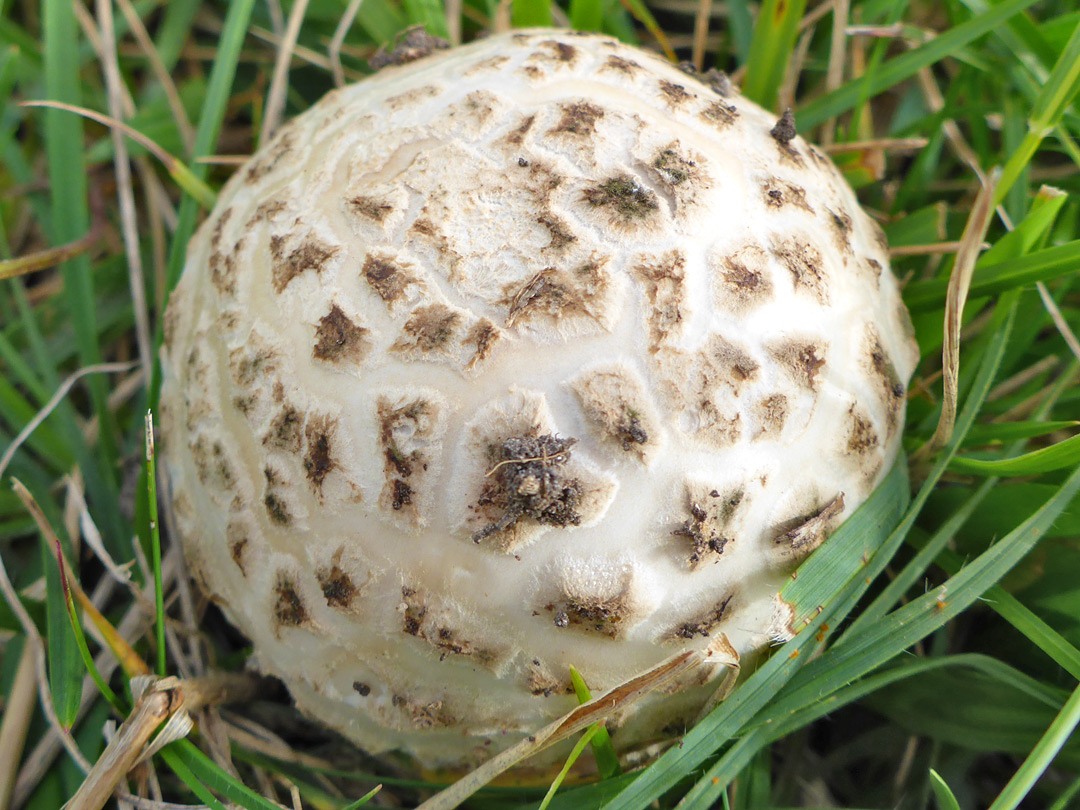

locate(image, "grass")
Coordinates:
1 0 1079 809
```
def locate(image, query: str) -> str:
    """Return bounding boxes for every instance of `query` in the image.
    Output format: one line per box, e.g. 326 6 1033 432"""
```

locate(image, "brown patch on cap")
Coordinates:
303 415 338 493
369 25 449 70
536 212 577 252
652 147 696 187
602 55 642 75
317 561 357 610
570 366 658 460
392 303 461 355
674 486 744 566
770 108 797 144
700 101 739 128
866 327 906 433
227 520 249 576
264 405 304 453
658 80 692 106
502 259 611 330
703 333 760 391
245 131 295 183
550 101 604 137
763 179 813 212
752 394 788 440
361 253 419 305
583 175 659 223
391 692 456 730
773 493 845 560
463 54 510 76
527 663 572 697
669 594 734 639
464 319 501 370
313 304 369 364
377 396 440 522
271 237 339 293
539 40 578 64
189 435 236 492
347 196 393 222
273 572 308 628
846 405 880 456
505 114 535 145
772 238 828 303
827 208 854 254
770 339 827 391
635 250 687 348
209 249 237 296
471 434 582 545
715 245 773 313
549 567 636 638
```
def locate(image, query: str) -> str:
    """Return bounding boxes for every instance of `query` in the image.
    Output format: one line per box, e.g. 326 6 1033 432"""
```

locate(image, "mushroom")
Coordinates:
160 29 919 768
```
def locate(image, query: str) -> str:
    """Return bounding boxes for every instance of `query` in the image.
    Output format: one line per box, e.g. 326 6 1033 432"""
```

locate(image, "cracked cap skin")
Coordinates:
160 28 919 769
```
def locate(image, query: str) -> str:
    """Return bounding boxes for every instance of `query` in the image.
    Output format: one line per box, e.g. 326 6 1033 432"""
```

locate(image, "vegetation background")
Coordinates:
1 0 1079 808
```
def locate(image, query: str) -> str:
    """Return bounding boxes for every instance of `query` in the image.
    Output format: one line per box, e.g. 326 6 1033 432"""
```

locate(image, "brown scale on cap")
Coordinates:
548 567 636 638
228 337 278 390
263 403 304 453
651 146 698 188
846 404 880 457
700 100 739 128
462 54 510 76
347 196 393 223
377 396 440 522
827 207 855 255
317 556 358 610
668 593 735 639
713 245 773 313
550 101 604 137
773 493 845 560
769 339 827 391
392 303 462 356
472 433 583 545
752 393 789 440
502 259 612 330
504 114 535 145
536 212 577 252
534 40 578 65
362 253 420 305
272 572 309 629
384 85 442 112
463 319 501 370
391 693 456 730
245 130 295 184
271 237 339 293
569 365 659 461
262 465 294 527
703 333 760 392
770 109 804 166
209 249 238 296
370 26 449 69
635 250 687 348
602 55 642 75
313 304 369 365
303 415 338 494
865 326 906 433
658 80 692 107
674 485 745 566
526 662 572 697
763 178 813 212
584 175 660 226
772 237 828 303
227 520 250 576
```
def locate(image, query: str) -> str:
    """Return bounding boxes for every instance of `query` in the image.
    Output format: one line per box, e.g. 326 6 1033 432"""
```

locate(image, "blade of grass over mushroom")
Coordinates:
740 0 808 110
796 0 1044 129
987 680 1080 810
612 292 1018 810
569 0 604 32
568 665 620 779
600 461 909 810
537 726 601 810
404 0 451 39
611 0 676 62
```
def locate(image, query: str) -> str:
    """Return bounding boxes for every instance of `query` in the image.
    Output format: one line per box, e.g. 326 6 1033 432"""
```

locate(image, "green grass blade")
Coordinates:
961 420 1079 446
403 0 450 38
903 238 1080 310
538 726 601 810
987 681 1080 810
929 769 962 810
165 739 289 810
158 747 229 810
740 0 808 110
513 0 553 28
570 0 604 31
569 666 621 778
146 412 166 676
797 0 1043 129
949 432 1080 476
996 19 1080 204
342 784 383 809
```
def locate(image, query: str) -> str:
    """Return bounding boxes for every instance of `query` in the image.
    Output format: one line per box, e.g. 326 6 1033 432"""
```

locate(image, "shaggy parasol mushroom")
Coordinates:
159 29 919 768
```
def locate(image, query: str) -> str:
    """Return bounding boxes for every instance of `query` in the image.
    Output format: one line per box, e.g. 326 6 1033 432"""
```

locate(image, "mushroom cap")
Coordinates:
160 29 919 767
